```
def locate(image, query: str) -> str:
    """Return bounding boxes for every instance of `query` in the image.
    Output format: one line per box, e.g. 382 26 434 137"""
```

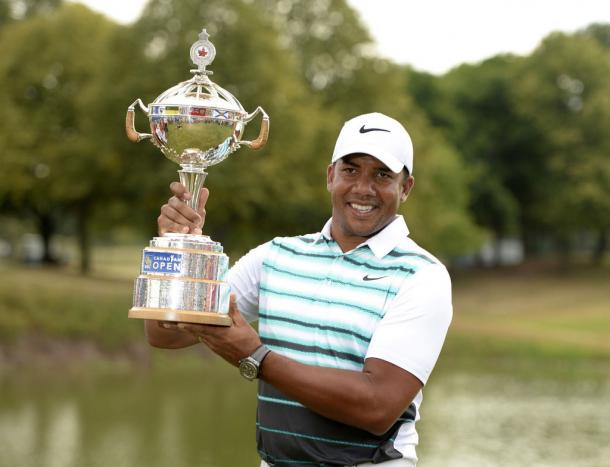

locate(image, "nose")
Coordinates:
352 173 375 195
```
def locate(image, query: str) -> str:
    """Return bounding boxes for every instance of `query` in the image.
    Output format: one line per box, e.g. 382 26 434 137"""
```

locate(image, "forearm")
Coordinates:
173 301 422 434
144 320 198 348
259 352 420 435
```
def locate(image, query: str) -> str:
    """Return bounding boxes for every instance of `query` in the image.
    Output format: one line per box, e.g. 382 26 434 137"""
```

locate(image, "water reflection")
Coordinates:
1 352 609 467
418 371 610 467
0 352 259 467
0 402 37 465
44 402 79 467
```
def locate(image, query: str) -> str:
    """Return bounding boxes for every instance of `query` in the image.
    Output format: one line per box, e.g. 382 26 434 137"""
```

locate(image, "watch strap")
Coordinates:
250 344 271 367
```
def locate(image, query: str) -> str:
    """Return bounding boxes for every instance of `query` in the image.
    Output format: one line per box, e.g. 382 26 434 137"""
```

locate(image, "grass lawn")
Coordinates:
0 255 141 347
1 249 609 364
450 265 610 356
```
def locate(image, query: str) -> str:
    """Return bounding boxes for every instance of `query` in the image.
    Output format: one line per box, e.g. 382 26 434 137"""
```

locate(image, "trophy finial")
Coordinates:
190 28 216 73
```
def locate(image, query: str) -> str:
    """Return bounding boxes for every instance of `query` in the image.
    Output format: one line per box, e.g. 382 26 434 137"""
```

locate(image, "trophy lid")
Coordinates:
126 27 268 173
151 29 245 115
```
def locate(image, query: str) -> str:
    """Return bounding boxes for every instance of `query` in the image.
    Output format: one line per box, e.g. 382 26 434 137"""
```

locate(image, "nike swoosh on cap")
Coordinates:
359 125 390 134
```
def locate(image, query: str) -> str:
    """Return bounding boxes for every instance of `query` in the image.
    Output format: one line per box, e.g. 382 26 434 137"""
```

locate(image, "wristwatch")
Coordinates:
238 345 271 380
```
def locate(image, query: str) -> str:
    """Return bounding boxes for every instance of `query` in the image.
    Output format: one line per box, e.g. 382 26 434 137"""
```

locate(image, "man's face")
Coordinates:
327 154 414 251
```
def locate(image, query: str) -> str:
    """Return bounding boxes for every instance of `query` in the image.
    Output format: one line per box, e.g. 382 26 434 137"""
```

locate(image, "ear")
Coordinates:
400 175 415 202
326 164 335 192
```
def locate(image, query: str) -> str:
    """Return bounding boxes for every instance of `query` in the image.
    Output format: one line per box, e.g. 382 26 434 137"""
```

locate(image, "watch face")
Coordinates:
239 359 258 380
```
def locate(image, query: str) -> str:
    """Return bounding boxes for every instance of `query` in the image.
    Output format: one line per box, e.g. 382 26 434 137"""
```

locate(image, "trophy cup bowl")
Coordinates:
125 29 269 326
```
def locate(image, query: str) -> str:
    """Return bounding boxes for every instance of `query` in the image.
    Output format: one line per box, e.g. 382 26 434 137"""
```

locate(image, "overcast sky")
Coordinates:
73 0 610 74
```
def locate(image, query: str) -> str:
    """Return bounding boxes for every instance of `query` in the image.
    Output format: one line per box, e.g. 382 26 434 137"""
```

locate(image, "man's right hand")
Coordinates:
148 181 210 349
158 182 209 236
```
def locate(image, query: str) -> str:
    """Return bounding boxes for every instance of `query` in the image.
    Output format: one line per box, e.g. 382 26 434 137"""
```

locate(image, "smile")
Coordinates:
349 202 375 213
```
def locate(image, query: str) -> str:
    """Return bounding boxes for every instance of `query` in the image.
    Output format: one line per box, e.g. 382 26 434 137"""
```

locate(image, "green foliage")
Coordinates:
0 4 135 269
0 5 114 202
513 32 610 235
255 0 373 92
0 1 10 25
0 0 485 263
410 28 610 260
406 124 487 257
413 56 531 238
0 0 62 26
580 23 610 49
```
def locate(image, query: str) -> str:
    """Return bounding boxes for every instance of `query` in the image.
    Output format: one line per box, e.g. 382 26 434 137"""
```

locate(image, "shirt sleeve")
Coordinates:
365 263 453 385
227 241 271 323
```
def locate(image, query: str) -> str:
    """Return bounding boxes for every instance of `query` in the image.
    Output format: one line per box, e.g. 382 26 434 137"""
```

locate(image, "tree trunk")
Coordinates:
77 204 91 274
592 230 607 265
37 212 58 265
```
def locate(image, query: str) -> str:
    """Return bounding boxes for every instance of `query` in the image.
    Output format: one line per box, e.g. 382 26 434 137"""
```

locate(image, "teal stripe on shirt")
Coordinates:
256 423 380 449
258 394 305 408
259 285 386 319
258 311 374 344
259 316 372 346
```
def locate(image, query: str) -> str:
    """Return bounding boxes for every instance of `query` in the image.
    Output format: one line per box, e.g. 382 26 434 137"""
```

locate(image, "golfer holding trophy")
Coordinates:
125 29 269 325
127 26 451 467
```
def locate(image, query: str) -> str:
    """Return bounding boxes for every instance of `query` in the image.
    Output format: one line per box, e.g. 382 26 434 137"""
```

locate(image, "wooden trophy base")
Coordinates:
129 307 232 326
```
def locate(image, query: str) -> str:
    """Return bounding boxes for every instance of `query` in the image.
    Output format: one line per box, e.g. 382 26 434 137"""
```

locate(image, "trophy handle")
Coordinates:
126 99 153 142
241 106 269 150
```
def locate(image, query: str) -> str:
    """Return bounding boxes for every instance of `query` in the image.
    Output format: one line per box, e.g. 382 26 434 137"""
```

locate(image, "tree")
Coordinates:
0 0 488 270
513 31 610 262
0 4 127 271
0 0 62 26
409 26 610 263
580 23 610 50
430 58 534 234
254 0 374 93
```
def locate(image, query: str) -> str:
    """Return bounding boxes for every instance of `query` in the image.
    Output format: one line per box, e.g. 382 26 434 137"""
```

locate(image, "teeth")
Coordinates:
350 203 374 213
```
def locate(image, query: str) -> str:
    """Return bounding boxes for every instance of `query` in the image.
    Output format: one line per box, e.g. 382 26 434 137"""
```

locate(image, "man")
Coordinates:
147 113 453 466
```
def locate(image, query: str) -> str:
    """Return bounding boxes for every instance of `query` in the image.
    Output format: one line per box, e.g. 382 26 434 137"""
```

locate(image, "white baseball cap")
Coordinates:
331 112 413 174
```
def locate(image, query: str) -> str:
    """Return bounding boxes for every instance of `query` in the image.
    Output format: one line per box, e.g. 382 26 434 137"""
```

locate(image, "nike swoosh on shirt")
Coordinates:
359 125 390 134
362 275 388 281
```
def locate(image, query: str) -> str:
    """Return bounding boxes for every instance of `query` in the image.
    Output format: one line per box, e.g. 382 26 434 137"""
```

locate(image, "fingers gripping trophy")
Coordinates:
125 29 269 325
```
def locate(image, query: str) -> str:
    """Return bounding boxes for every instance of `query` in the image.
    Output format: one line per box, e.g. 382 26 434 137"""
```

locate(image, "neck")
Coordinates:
329 224 373 253
334 235 366 253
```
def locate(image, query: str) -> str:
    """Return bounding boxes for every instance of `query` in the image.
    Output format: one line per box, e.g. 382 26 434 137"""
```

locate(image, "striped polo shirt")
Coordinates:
228 216 452 466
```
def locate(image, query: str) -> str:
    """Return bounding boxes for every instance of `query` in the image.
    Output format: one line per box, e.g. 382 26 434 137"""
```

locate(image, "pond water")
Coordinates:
417 367 610 467
1 350 608 467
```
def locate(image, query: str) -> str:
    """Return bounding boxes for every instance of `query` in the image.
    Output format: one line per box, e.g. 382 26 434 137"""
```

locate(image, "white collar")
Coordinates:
315 215 410 258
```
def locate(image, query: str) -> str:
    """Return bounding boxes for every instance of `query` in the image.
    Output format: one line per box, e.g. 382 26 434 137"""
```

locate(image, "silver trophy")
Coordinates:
125 29 269 325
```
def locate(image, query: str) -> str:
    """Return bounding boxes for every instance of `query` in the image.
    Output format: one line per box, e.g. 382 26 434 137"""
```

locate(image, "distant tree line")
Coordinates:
408 23 610 264
0 0 608 272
